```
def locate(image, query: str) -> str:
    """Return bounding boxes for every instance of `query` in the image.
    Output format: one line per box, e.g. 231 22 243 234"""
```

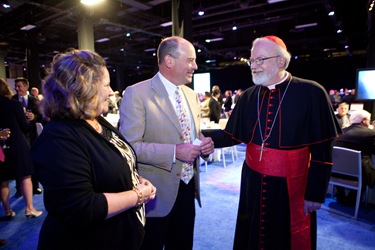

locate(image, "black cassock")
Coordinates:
208 75 341 250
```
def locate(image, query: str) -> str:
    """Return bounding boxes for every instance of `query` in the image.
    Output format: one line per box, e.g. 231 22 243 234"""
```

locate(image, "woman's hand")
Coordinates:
0 129 10 140
138 177 156 203
104 178 156 219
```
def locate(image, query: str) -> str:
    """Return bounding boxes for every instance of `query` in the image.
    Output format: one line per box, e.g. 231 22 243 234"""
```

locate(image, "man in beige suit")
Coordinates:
120 36 214 250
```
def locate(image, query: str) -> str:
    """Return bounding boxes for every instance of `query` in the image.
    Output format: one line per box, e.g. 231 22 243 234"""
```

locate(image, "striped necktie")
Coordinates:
175 87 194 184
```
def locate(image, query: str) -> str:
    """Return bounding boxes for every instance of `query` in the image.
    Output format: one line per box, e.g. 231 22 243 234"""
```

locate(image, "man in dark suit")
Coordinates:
12 77 42 195
334 109 375 205
209 89 222 123
211 85 223 106
120 36 214 250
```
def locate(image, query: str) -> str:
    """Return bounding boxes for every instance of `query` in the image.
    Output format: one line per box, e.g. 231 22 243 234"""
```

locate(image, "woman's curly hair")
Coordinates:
41 49 107 120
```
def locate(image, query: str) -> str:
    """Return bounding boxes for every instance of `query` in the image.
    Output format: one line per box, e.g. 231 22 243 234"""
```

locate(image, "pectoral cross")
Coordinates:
257 142 266 161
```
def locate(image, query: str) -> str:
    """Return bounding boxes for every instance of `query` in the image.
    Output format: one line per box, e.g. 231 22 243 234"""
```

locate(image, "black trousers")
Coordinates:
140 178 196 250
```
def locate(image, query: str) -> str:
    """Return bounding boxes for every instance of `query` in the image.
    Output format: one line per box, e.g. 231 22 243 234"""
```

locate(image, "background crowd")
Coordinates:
0 34 374 250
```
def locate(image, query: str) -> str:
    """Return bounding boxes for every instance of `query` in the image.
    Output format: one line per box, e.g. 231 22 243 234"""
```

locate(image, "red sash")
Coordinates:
246 143 311 250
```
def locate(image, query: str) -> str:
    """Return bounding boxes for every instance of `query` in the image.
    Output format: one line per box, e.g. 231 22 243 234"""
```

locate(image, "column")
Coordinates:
77 16 95 51
0 51 6 79
171 0 193 89
25 29 41 89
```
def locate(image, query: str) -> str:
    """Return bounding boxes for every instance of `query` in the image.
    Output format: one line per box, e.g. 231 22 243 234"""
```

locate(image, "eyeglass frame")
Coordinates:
246 56 280 66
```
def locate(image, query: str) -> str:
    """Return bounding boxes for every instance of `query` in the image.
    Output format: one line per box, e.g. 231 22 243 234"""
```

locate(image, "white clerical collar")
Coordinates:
267 72 290 90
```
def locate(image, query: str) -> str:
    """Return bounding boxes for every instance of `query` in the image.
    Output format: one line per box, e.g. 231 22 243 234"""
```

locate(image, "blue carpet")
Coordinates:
0 143 374 249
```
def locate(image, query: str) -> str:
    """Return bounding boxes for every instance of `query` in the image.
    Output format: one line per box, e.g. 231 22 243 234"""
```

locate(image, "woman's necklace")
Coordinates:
256 77 292 161
86 118 102 133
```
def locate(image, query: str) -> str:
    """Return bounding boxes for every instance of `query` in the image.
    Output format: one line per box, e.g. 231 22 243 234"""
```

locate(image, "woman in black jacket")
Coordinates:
0 78 42 219
31 49 156 250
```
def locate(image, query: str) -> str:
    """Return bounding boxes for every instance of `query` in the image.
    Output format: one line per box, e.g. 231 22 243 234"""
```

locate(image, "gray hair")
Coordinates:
157 36 183 64
253 37 292 69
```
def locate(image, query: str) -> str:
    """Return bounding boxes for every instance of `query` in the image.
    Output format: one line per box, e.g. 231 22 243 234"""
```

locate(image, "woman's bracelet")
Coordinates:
133 187 143 209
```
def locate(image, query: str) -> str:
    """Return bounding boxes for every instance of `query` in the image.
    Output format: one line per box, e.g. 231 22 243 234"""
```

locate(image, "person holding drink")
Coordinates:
11 77 43 196
0 78 42 220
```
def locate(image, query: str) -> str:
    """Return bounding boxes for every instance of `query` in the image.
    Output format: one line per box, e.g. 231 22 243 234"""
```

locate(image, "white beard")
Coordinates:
252 65 279 85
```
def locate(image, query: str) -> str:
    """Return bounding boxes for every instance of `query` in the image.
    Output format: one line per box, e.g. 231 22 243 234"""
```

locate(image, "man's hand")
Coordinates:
199 137 214 156
304 200 322 216
176 143 201 163
25 111 35 121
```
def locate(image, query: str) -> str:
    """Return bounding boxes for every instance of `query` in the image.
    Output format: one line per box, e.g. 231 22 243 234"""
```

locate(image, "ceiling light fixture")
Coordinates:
369 0 375 11
197 1 204 16
205 37 224 43
20 24 36 31
232 23 237 31
1 0 10 8
144 48 156 52
294 22 318 29
267 0 286 4
160 21 172 27
95 37 110 43
328 11 335 16
198 9 205 16
80 0 104 6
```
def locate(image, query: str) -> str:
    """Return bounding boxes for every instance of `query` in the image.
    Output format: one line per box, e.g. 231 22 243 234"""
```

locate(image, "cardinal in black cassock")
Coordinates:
206 36 341 250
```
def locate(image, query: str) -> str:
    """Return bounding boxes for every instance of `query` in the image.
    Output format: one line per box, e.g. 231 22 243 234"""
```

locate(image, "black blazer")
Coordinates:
223 96 232 112
31 116 144 250
0 96 34 180
209 97 221 123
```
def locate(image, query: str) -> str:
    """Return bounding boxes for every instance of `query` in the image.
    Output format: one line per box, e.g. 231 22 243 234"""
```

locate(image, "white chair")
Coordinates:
199 156 210 172
218 118 238 168
35 122 43 136
329 146 369 219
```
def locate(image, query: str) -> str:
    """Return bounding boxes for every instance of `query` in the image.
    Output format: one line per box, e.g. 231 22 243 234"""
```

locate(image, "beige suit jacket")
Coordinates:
120 74 203 217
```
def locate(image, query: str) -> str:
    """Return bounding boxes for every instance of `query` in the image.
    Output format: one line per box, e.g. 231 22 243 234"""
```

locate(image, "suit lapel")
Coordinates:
150 76 182 135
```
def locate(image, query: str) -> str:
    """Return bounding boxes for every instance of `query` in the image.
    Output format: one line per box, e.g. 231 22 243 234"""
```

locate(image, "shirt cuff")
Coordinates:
173 144 176 163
